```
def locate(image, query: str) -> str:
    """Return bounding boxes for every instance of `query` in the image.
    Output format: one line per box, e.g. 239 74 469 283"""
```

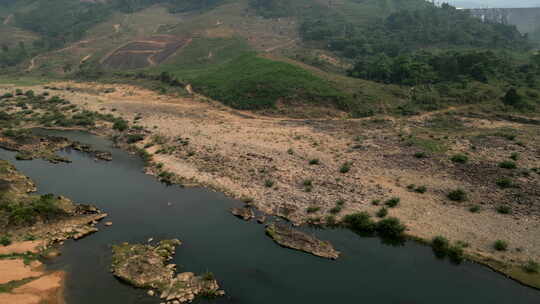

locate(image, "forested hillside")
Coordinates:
0 0 538 116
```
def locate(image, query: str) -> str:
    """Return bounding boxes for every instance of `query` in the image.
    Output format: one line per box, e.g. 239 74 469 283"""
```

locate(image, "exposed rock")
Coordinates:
111 240 224 303
257 216 266 224
104 221 113 227
231 207 255 221
265 224 340 260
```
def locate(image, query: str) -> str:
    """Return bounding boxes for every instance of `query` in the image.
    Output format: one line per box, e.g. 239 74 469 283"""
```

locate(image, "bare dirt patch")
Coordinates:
101 35 191 69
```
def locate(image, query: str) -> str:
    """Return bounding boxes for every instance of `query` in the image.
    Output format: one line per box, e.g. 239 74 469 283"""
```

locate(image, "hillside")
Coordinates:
0 0 537 117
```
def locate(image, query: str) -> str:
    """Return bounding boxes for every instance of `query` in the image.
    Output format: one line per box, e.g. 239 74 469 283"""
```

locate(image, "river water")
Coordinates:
1 130 539 304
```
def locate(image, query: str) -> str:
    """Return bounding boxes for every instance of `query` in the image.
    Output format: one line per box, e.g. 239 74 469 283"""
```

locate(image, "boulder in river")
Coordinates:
265 224 340 260
111 239 224 303
231 207 255 221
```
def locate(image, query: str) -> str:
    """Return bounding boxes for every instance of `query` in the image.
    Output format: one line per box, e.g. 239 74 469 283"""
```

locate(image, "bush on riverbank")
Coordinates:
342 212 406 239
0 193 66 226
431 235 465 263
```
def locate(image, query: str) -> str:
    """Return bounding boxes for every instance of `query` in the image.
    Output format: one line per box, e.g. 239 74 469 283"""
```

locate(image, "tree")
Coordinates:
502 88 522 107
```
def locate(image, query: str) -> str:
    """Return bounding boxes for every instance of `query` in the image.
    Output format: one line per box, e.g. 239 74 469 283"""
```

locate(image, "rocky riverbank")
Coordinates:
111 239 225 304
0 159 108 304
1 82 539 289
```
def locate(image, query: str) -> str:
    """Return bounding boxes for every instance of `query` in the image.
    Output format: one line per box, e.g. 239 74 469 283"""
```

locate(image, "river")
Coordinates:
1 130 539 304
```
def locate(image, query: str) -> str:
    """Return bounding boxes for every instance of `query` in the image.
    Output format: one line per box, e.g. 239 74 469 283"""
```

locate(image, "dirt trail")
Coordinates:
6 82 540 288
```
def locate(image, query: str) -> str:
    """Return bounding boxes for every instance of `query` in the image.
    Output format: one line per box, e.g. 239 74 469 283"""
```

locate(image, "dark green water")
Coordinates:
1 130 539 304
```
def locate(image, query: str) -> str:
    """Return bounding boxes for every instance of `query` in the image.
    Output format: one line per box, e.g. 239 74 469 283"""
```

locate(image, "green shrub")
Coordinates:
336 200 345 206
309 159 320 165
497 205 512 214
385 197 400 208
329 206 342 214
493 240 508 251
126 134 145 144
306 206 320 213
371 199 381 206
113 119 129 131
447 189 467 202
0 235 12 246
264 179 274 188
375 217 406 238
510 152 519 161
469 205 481 213
451 153 469 164
447 244 465 264
496 178 514 189
202 272 215 281
340 162 352 173
415 186 427 194
325 215 337 227
523 260 539 274
303 179 313 187
376 207 388 218
414 152 427 158
499 161 517 169
342 212 375 233
432 236 450 257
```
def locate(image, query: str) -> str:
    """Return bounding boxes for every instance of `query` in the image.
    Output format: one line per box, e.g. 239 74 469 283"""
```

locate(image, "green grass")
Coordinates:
189 53 349 110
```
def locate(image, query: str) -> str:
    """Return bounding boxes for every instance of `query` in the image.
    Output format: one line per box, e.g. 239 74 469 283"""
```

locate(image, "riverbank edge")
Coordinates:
71 125 539 290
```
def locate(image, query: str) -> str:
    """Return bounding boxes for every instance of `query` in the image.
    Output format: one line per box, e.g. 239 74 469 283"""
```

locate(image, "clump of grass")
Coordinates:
340 162 352 173
414 152 427 158
497 205 512 214
496 177 514 189
510 152 519 161
309 159 320 165
264 179 274 188
415 186 427 193
376 207 388 218
202 272 215 281
325 215 337 227
336 200 345 206
469 205 481 213
287 148 294 155
385 197 400 208
302 179 313 192
493 240 508 251
523 260 539 274
499 161 517 169
451 153 469 164
329 206 342 214
306 206 320 214
447 189 467 202
371 199 381 206
0 235 12 246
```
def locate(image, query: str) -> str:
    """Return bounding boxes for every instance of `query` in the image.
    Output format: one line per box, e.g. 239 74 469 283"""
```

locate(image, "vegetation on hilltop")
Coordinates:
190 53 349 111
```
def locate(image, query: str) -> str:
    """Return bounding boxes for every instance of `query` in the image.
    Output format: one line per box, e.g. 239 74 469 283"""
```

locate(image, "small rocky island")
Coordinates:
111 239 225 303
266 224 340 259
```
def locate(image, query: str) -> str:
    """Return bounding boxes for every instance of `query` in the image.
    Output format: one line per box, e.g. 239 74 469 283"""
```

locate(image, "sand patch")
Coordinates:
0 241 44 255
0 260 43 284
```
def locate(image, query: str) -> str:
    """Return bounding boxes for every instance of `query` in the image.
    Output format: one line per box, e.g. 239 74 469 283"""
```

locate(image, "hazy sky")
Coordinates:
446 0 540 8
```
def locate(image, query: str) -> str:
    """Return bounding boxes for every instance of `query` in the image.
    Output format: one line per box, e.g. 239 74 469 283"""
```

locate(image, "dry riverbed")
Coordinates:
1 82 539 288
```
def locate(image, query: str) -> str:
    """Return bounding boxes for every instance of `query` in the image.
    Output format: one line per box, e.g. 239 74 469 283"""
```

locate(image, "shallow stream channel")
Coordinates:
1 129 539 304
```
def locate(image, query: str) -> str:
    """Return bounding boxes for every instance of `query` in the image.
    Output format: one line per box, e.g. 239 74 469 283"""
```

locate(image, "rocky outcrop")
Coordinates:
230 207 255 221
265 224 340 260
111 240 224 303
70 142 112 161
